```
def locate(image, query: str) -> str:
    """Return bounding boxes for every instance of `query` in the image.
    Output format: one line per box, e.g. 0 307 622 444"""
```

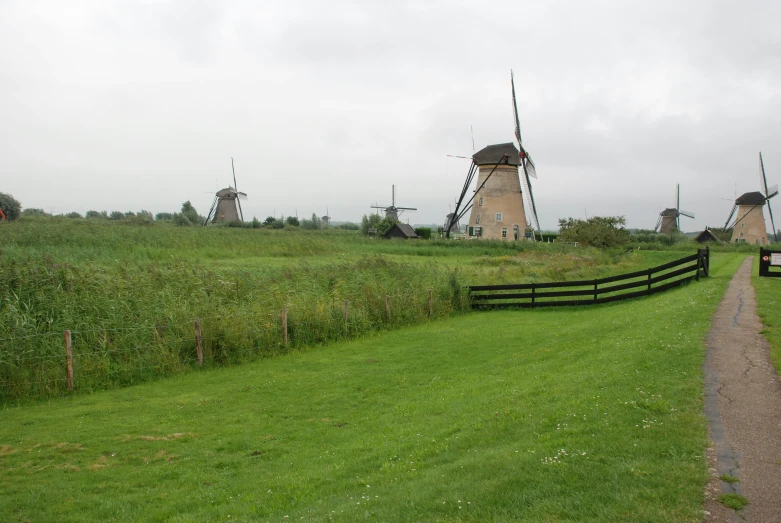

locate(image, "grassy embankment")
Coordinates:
752 257 781 375
0 252 744 521
1 218 685 402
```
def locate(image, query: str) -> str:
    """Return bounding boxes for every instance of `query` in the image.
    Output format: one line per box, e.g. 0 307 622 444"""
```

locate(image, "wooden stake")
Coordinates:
194 318 203 366
282 308 289 345
385 295 391 321
343 300 349 325
64 330 73 391
428 289 433 318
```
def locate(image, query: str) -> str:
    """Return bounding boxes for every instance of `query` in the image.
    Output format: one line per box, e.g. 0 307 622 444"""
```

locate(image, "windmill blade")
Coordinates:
654 214 663 232
231 157 244 221
523 151 537 179
511 70 522 144
767 199 778 243
522 161 540 231
760 152 769 196
723 204 738 230
204 195 219 226
767 184 779 199
447 161 478 238
396 207 417 211
679 210 695 219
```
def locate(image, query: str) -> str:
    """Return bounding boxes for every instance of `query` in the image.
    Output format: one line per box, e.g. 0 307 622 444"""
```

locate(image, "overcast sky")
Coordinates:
2 0 780 231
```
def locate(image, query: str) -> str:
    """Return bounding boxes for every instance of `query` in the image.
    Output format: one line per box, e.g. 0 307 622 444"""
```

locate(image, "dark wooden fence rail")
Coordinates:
469 248 710 309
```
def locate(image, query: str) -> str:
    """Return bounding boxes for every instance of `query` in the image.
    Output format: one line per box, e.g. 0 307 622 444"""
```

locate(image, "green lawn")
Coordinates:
752 257 781 376
0 253 744 522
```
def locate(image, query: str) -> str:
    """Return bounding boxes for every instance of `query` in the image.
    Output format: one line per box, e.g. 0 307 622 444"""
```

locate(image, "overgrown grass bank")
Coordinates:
752 258 781 376
1 220 687 402
0 253 744 521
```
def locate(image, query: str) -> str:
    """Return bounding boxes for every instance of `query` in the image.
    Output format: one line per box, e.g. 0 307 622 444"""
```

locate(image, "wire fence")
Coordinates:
0 289 462 402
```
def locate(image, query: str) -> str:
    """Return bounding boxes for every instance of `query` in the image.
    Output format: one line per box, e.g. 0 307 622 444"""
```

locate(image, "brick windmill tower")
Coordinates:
655 184 694 234
723 153 778 244
447 71 540 241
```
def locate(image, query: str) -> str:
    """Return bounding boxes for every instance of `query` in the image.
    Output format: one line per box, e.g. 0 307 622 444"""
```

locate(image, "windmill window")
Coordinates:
741 223 744 228
496 213 503 222
476 214 481 224
478 197 483 207
502 228 508 238
474 226 482 236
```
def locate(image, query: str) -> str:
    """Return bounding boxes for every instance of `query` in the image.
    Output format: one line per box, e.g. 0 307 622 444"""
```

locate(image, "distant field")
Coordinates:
0 218 689 401
0 252 744 521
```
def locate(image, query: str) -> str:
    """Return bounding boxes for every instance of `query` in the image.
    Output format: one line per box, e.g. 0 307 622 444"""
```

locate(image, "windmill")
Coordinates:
447 71 539 241
722 152 778 244
321 206 331 227
203 157 247 225
371 185 416 222
654 184 694 234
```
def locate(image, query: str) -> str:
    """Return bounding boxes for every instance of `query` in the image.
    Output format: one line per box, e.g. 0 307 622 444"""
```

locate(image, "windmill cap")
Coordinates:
736 191 766 205
660 208 678 217
473 143 521 166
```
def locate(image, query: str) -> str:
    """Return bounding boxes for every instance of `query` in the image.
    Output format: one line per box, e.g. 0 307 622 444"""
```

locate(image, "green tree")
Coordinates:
21 208 50 217
181 201 199 224
264 216 275 226
300 213 322 230
558 216 630 248
0 192 21 220
109 211 125 220
66 212 82 219
360 213 384 235
285 216 300 227
86 210 108 219
155 212 174 221
172 213 192 226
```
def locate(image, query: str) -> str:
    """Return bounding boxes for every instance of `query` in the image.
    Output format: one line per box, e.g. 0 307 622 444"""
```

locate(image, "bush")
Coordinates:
155 212 174 221
558 216 630 248
264 216 275 226
339 222 359 230
86 210 108 219
0 193 21 220
271 220 285 229
300 213 322 230
252 216 261 229
285 216 300 227
181 201 199 224
361 214 386 235
21 208 50 217
415 227 432 239
66 212 82 219
172 213 192 226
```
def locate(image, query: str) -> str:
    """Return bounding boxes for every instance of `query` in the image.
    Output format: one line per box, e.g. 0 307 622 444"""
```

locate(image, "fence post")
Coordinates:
593 282 598 301
194 318 203 366
64 330 73 391
282 308 289 346
385 296 391 321
428 290 433 318
705 246 710 276
531 285 536 307
695 251 701 281
647 269 652 291
343 300 349 326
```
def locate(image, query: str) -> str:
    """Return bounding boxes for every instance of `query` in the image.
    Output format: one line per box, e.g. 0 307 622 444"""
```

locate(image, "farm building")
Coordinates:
384 223 418 239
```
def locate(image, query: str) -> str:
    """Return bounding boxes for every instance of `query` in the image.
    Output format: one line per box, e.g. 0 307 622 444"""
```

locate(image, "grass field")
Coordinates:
0 219 691 402
0 252 744 522
752 257 781 375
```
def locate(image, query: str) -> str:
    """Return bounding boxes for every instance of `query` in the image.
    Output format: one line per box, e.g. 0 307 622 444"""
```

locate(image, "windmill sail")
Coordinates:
511 70 540 231
760 152 778 242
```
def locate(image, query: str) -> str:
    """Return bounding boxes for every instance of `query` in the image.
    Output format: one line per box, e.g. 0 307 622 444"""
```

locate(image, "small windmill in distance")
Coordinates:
371 185 416 222
655 184 694 234
722 152 778 244
204 157 247 225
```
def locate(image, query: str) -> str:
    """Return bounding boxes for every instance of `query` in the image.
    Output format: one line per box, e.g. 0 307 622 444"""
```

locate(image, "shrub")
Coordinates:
86 210 108 219
300 213 322 230
264 216 275 225
21 208 49 217
361 213 385 235
285 216 300 227
0 193 21 220
66 212 82 219
271 220 285 229
251 216 261 229
415 227 432 239
109 211 125 220
172 213 192 226
339 222 359 230
181 201 199 224
558 216 630 248
155 212 174 221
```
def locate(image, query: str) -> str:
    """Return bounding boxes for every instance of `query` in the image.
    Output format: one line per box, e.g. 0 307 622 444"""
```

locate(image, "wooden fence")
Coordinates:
759 248 781 278
469 248 710 308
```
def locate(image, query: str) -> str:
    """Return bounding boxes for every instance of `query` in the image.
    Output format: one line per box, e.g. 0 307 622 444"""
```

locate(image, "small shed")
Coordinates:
384 223 418 239
694 228 721 243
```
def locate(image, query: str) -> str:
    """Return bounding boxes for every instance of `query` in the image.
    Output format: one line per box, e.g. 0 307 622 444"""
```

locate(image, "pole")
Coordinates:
64 330 73 391
194 318 203 366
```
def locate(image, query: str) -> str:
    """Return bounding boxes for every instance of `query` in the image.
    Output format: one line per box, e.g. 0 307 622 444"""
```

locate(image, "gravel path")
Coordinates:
703 257 781 522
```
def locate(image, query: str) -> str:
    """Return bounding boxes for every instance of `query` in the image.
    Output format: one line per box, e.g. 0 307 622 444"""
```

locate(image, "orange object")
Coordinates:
0 209 5 220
